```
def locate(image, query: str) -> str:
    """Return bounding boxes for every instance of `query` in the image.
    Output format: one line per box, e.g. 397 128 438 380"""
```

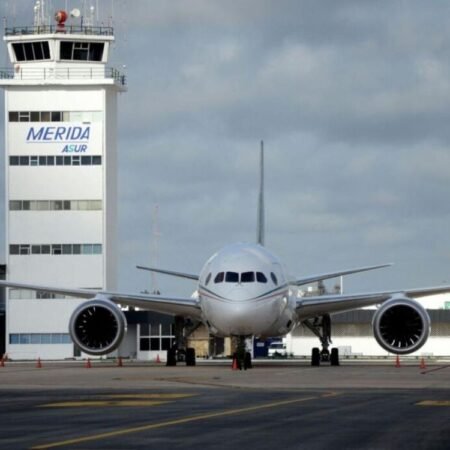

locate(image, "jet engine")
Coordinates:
372 297 430 354
69 298 127 356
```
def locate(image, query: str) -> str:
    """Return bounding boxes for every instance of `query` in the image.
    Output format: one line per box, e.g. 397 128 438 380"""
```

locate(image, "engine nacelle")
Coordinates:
372 296 430 355
69 298 127 356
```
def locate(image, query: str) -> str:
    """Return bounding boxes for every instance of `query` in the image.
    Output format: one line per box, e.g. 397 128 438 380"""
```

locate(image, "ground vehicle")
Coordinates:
268 342 287 358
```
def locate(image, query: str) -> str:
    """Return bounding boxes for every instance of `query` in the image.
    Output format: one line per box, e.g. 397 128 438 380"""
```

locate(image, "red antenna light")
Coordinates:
54 10 68 25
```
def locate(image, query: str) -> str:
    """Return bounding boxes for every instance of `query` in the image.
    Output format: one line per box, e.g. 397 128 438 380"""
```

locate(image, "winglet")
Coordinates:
257 141 265 246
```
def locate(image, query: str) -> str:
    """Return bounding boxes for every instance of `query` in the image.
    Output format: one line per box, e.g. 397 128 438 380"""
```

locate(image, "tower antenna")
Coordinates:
150 204 161 295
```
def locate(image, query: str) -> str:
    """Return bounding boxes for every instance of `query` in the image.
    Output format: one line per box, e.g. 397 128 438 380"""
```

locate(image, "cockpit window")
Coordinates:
214 272 224 283
205 273 212 285
256 272 267 283
270 272 278 285
225 272 239 283
241 271 255 283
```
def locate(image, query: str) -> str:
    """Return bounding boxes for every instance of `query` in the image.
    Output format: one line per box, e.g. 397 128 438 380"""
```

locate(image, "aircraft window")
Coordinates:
241 272 255 283
205 273 212 285
271 272 278 285
257 272 267 283
214 272 224 283
225 272 239 283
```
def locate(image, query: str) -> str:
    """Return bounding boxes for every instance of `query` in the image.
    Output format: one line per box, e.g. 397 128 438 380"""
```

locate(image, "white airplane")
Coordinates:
1 144 449 366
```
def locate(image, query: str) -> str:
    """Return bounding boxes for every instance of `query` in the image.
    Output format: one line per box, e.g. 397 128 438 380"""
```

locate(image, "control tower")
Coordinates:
0 3 126 359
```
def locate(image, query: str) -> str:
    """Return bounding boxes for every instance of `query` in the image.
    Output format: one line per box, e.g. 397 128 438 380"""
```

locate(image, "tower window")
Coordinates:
60 41 105 62
12 41 50 62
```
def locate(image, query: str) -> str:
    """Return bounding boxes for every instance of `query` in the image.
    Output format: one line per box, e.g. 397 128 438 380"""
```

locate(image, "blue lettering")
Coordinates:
54 127 65 140
80 128 90 140
26 127 45 141
43 128 55 140
62 144 88 153
71 127 82 140
26 126 90 142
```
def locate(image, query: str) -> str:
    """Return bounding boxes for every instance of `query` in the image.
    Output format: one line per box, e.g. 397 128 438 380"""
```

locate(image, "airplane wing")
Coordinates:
136 265 199 281
0 280 202 318
292 263 392 287
295 284 450 319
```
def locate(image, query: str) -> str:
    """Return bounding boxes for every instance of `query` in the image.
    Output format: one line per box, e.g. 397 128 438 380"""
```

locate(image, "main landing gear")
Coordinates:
303 314 339 366
166 316 198 367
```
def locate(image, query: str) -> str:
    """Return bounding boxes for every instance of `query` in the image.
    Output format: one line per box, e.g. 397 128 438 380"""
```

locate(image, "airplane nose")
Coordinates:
228 286 253 301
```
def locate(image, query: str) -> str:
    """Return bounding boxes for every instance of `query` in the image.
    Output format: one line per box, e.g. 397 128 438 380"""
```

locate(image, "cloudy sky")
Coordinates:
1 1 450 299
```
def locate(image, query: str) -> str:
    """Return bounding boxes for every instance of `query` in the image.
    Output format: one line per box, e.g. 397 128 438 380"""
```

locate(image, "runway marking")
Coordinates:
106 393 195 399
39 393 197 408
420 365 450 375
417 400 450 407
32 392 339 449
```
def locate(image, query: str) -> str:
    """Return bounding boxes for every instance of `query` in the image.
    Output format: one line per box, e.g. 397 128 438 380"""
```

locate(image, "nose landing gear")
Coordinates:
232 335 253 370
303 314 340 366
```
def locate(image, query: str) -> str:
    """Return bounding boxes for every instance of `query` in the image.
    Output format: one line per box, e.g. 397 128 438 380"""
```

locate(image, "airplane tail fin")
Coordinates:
257 141 265 246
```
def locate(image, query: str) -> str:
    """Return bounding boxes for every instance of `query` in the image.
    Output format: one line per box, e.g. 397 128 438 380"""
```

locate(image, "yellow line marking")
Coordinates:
417 400 450 407
39 393 197 408
32 393 338 449
106 393 196 399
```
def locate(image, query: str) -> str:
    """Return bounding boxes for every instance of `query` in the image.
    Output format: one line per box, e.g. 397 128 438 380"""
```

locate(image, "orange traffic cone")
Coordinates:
155 354 161 364
117 356 123 367
420 357 427 370
232 357 239 371
85 358 92 369
36 357 42 368
395 355 401 368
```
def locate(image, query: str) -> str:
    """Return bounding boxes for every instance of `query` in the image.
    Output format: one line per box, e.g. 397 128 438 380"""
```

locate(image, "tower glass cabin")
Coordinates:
0 14 126 359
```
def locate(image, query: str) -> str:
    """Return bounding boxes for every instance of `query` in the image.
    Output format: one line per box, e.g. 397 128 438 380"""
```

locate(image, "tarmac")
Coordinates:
0 359 449 449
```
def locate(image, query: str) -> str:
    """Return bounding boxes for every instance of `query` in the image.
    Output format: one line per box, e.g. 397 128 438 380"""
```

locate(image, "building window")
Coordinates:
10 155 102 166
8 110 102 122
9 243 102 255
8 289 69 300
9 333 72 344
9 112 18 122
139 324 175 352
19 245 30 255
9 200 21 210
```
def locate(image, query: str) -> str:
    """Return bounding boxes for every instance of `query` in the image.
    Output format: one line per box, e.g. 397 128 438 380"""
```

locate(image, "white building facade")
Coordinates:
0 16 126 360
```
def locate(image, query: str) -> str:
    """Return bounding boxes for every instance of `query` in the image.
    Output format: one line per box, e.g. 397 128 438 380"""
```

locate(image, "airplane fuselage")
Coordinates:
197 243 297 337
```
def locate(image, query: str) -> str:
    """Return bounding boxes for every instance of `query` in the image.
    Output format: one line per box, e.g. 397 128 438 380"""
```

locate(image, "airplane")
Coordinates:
1 143 449 367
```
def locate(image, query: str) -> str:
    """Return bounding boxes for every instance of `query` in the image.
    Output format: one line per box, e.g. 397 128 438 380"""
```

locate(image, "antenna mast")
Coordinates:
151 204 161 295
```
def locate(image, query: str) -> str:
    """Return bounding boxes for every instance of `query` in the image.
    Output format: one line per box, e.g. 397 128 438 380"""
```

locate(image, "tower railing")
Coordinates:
5 25 114 36
0 67 126 85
